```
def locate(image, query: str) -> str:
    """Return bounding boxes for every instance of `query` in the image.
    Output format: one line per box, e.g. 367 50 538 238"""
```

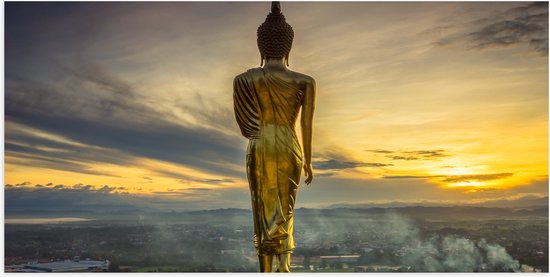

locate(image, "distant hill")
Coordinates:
5 194 548 223
327 196 549 210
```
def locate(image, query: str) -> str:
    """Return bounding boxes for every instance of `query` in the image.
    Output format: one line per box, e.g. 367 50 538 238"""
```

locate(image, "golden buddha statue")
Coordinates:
233 2 316 272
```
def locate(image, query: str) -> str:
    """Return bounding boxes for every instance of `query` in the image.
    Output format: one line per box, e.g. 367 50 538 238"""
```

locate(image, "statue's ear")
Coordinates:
286 54 290 66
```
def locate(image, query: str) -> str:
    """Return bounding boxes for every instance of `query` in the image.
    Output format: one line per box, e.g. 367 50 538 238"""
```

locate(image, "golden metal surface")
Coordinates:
233 2 315 271
233 58 316 272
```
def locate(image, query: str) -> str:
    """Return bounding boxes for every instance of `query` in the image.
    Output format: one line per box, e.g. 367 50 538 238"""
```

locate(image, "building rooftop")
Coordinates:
22 260 108 272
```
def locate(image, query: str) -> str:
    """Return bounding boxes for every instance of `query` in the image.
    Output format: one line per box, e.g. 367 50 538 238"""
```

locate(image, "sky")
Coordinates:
4 1 549 211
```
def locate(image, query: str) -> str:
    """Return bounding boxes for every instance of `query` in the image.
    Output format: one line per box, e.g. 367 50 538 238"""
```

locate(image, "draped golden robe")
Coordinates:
233 68 303 256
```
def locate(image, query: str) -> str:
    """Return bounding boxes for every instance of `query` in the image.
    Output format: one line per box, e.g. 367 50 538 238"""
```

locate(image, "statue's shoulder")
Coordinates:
247 67 263 75
289 70 315 86
234 68 263 82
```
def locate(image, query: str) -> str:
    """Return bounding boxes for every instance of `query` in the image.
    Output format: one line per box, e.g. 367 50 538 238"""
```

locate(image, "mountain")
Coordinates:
326 196 549 209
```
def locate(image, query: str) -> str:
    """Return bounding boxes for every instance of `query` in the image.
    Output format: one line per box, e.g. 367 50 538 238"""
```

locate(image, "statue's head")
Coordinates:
257 2 294 66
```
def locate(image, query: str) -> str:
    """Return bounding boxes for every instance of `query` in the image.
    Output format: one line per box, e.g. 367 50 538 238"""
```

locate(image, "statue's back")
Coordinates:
248 67 307 128
232 2 316 272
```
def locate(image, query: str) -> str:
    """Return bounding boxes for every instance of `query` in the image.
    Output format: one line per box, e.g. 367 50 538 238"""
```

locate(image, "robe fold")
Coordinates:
233 68 304 255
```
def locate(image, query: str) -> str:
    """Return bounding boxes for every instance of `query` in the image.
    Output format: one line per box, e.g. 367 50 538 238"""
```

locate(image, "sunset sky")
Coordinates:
5 2 548 211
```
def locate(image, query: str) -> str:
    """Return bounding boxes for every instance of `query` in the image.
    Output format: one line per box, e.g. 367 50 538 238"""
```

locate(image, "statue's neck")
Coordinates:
263 58 287 70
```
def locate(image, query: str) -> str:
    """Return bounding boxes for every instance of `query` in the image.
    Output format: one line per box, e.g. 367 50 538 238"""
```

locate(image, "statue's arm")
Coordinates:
233 75 244 137
233 73 258 139
301 78 316 185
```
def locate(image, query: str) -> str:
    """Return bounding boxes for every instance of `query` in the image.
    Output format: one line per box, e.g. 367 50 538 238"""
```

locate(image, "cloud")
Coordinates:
5 64 245 177
5 141 125 177
468 13 548 54
152 169 235 185
313 146 393 169
5 191 129 213
441 173 514 183
367 149 394 154
315 160 392 170
314 150 392 170
388 156 420 161
151 187 216 197
5 182 132 212
175 93 239 135
433 2 548 55
5 182 250 212
97 185 121 193
384 173 514 184
404 150 448 158
197 178 234 184
369 149 450 161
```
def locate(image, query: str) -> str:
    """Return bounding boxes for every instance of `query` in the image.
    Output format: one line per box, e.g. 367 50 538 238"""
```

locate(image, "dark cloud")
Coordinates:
367 149 394 154
6 70 141 124
72 184 94 191
434 2 548 55
370 149 449 161
314 150 393 170
5 183 132 212
468 14 548 54
5 181 251 212
5 142 123 177
5 65 245 177
315 160 392 170
97 185 118 194
390 150 448 161
4 184 142 212
404 150 447 158
7 182 126 193
388 156 419 161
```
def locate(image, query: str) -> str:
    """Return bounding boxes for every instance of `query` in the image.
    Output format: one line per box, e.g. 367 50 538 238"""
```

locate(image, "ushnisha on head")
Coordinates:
257 1 294 66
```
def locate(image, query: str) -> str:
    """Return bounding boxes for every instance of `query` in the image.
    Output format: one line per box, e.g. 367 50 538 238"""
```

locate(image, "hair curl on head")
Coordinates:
257 2 294 66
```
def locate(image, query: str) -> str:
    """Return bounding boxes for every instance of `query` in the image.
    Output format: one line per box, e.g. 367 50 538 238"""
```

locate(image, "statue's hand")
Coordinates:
303 163 313 185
